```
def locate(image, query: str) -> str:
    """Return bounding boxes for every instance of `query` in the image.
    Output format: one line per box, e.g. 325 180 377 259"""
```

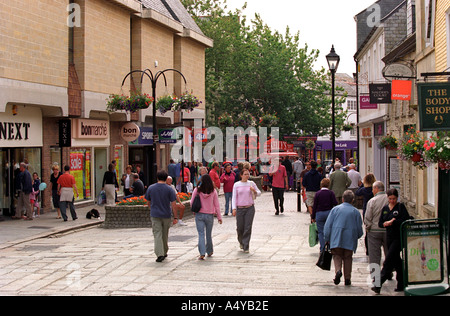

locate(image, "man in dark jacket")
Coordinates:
13 162 33 220
302 160 323 215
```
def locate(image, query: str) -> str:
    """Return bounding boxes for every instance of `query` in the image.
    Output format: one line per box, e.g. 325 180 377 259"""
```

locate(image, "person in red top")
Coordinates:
220 163 236 215
209 162 221 191
269 158 288 215
57 165 79 222
177 164 191 191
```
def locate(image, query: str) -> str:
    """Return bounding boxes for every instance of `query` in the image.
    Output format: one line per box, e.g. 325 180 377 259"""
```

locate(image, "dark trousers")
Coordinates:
236 206 255 251
272 187 285 212
60 201 77 221
380 238 403 290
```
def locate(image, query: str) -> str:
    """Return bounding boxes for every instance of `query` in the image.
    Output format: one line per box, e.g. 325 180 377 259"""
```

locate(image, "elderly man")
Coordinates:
13 162 33 220
324 190 364 286
364 181 388 269
329 162 351 204
347 164 362 192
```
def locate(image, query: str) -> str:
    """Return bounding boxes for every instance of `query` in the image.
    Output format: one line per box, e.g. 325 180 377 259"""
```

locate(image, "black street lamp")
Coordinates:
121 69 187 185
326 45 340 162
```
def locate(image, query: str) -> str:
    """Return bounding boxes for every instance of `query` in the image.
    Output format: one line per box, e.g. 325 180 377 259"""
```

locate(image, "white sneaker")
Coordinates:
178 219 187 226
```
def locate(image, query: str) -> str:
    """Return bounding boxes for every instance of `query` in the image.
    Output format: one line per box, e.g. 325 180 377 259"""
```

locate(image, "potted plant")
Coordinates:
106 94 127 113
157 95 178 114
378 134 398 150
422 132 450 171
398 126 428 169
173 92 202 112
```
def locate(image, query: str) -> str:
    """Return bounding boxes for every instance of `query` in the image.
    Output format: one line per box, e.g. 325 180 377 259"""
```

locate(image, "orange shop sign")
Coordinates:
391 80 412 101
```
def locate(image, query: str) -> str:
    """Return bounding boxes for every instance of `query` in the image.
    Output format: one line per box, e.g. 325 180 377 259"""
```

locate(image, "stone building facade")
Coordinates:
0 0 212 215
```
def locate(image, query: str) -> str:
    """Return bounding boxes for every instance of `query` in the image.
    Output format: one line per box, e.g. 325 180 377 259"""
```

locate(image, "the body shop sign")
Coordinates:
73 119 109 139
418 83 450 131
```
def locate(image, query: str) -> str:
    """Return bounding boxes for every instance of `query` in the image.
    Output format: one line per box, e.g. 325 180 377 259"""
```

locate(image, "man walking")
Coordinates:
145 170 177 262
57 165 79 222
302 160 323 215
13 162 33 220
329 162 351 204
324 190 363 286
364 181 388 276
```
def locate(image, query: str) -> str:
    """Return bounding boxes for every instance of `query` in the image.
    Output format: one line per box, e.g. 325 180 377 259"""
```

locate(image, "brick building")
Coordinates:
0 0 212 215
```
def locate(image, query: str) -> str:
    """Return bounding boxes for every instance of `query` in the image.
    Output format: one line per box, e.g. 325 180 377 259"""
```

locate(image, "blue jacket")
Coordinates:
324 202 363 253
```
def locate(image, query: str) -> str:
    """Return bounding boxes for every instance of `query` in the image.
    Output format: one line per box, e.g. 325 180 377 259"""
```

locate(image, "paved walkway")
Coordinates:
0 192 403 296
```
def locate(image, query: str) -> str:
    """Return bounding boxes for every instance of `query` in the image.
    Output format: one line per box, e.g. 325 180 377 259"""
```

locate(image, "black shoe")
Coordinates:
333 270 342 285
275 211 279 215
371 286 381 294
345 279 351 286
156 256 165 262
280 208 284 214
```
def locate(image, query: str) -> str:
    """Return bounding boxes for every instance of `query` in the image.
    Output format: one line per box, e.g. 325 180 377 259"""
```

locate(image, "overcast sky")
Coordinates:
225 0 377 75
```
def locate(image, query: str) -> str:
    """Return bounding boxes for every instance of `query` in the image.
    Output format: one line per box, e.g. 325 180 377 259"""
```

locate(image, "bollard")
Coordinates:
297 180 301 212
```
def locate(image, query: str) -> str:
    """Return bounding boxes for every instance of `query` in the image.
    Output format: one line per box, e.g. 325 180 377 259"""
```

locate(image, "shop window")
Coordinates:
70 148 92 202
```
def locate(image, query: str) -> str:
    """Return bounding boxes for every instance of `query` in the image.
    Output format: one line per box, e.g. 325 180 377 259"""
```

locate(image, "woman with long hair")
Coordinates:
191 174 222 260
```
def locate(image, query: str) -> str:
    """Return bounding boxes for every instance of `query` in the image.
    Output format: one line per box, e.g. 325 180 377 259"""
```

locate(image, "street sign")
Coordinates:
401 219 449 296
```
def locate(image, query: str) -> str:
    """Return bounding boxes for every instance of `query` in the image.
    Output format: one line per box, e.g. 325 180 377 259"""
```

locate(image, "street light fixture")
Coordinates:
326 45 340 162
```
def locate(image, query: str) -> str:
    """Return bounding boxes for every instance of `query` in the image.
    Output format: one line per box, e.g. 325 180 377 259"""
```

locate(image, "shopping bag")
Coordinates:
316 244 332 271
97 191 106 205
309 222 318 247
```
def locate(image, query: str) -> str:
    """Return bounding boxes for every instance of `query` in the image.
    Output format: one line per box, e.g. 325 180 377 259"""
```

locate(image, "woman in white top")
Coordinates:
232 169 261 253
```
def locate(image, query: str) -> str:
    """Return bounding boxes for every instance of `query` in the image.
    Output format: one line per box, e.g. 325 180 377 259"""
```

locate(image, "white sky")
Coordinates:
225 0 377 75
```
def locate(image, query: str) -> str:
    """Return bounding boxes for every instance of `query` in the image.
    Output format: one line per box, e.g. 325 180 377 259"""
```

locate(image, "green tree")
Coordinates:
182 0 346 137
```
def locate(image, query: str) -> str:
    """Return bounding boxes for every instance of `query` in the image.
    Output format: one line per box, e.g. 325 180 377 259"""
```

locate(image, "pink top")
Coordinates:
232 181 261 210
191 188 222 221
270 164 287 188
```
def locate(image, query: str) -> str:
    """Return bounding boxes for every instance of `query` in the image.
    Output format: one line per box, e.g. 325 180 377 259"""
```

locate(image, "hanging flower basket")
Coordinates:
342 124 354 132
422 132 450 171
236 111 256 128
156 95 178 115
218 113 233 127
259 113 279 127
305 140 315 150
106 92 154 113
378 134 398 150
398 126 428 169
172 92 202 112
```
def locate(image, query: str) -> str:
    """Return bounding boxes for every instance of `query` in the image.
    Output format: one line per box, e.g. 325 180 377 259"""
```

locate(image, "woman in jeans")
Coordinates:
191 174 222 260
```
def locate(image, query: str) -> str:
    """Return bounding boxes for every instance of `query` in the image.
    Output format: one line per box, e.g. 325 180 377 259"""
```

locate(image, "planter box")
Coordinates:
103 205 151 229
102 200 192 229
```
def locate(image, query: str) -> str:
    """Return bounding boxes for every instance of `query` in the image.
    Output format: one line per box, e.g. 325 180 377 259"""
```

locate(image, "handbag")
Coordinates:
316 243 332 271
191 193 202 213
309 222 318 247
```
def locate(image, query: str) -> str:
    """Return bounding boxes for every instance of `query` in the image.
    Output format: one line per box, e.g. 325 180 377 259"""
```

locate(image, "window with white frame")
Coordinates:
425 0 436 47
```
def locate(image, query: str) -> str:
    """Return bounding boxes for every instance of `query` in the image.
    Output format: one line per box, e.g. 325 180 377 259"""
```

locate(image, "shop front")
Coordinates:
315 140 358 166
128 126 154 187
70 118 110 204
0 105 43 216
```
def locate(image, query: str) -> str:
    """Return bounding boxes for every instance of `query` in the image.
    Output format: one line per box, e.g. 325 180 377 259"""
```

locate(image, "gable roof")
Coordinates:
139 0 204 35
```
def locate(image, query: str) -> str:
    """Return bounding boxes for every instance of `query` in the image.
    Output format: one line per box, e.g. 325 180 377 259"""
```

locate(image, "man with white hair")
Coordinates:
329 162 352 204
347 164 362 192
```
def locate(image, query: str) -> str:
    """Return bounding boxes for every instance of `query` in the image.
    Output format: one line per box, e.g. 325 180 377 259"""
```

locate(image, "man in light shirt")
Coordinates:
347 164 362 191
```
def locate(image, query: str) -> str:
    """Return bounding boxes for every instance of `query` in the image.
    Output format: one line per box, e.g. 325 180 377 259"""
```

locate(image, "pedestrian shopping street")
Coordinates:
0 192 402 296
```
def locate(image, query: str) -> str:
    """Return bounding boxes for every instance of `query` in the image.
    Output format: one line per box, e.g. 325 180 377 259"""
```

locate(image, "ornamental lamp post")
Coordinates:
326 45 340 163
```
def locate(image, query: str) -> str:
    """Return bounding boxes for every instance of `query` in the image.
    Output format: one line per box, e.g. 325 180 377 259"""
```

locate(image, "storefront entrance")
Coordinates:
0 148 42 216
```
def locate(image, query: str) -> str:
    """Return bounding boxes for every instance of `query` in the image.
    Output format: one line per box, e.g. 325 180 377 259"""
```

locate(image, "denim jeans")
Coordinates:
224 192 232 215
315 210 330 252
195 213 214 256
